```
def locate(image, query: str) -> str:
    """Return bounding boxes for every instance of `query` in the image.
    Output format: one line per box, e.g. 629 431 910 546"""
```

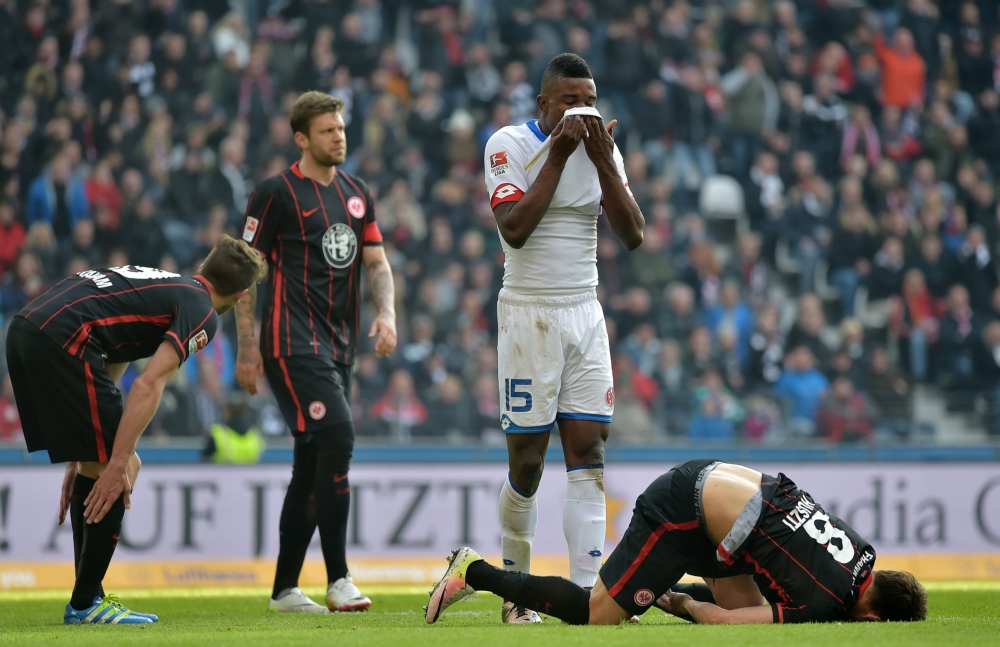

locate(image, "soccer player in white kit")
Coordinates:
483 53 645 623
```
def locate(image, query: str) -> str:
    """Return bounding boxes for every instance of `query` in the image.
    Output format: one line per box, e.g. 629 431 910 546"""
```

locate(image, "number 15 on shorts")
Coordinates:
504 379 533 412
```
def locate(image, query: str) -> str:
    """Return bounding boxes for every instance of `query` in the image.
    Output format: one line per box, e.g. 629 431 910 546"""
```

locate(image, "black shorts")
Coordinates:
263 354 353 434
6 317 123 463
599 459 751 617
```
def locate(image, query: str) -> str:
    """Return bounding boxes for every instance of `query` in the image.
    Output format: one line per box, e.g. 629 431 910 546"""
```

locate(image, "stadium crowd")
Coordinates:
3 0 1000 448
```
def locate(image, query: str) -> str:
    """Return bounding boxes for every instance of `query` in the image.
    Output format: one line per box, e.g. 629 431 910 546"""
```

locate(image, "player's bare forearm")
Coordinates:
493 156 566 249
235 282 257 354
363 246 398 357
363 247 395 318
684 599 773 625
582 116 643 250
601 177 644 250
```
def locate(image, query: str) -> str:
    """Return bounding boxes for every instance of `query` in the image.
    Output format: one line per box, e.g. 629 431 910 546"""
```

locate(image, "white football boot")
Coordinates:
501 600 543 624
327 574 372 612
267 587 330 613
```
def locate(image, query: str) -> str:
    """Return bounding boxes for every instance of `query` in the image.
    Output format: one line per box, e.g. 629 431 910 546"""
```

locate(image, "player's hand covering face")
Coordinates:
582 116 618 170
548 115 587 163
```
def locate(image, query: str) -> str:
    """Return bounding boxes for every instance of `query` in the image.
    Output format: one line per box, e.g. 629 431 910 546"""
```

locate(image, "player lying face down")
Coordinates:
425 460 927 625
6 235 265 623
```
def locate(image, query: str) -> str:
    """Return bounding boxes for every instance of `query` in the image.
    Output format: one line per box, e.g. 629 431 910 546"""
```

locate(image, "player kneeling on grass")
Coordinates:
426 460 927 625
5 235 266 625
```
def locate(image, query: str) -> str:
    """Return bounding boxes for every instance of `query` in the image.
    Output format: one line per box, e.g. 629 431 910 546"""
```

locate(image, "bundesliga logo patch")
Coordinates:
490 150 509 176
242 217 259 242
188 330 209 355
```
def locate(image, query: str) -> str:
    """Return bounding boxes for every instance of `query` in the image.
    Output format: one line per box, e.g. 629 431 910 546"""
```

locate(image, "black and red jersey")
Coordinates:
241 160 382 364
17 266 218 367
735 473 876 624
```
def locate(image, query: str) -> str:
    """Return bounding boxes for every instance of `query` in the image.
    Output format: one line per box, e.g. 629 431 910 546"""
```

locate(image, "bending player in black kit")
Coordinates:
426 459 927 625
235 92 396 613
5 236 266 624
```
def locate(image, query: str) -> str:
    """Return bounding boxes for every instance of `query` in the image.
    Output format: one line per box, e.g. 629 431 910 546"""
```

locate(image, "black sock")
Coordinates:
466 560 590 625
670 583 716 604
272 437 318 599
70 476 105 601
69 491 125 611
314 470 350 583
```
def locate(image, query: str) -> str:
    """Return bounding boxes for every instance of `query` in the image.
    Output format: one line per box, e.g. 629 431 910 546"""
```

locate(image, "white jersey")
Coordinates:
484 119 632 296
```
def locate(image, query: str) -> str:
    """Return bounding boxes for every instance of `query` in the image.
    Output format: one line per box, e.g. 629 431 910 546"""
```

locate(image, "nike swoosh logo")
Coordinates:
303 207 319 217
334 474 349 483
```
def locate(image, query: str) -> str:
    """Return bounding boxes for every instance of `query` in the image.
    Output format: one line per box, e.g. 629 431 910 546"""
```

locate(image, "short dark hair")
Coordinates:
541 53 593 95
869 571 927 622
289 91 344 137
200 234 267 297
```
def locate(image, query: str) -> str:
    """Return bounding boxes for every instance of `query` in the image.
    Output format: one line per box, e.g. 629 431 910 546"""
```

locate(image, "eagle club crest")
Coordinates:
309 401 327 420
322 223 358 268
188 330 209 355
634 589 654 607
347 196 366 219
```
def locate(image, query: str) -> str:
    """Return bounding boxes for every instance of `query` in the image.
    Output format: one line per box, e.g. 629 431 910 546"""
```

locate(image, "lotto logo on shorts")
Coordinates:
347 196 366 219
606 387 615 407
309 401 327 420
188 330 209 355
634 589 654 607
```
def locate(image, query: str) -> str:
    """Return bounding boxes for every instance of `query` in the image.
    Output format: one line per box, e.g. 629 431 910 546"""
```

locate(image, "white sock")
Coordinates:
499 476 537 573
563 466 606 588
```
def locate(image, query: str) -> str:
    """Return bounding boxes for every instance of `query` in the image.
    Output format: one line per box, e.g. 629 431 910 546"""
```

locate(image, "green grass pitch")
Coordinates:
2 583 999 646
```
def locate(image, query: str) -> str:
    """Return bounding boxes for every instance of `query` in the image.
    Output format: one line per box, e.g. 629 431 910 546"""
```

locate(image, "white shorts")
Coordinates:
496 288 614 433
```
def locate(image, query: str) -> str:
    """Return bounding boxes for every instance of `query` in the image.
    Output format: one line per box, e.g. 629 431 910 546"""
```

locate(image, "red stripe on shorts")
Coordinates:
607 519 700 598
84 363 108 462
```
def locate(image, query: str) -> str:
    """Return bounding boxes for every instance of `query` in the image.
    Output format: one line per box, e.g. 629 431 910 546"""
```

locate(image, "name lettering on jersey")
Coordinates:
109 266 181 280
188 330 209 355
782 497 817 532
322 223 358 268
243 217 259 242
77 270 112 289
347 196 366 219
490 151 509 176
852 549 874 578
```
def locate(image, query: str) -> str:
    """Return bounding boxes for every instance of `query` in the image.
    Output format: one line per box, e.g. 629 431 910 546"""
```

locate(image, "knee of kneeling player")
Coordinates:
587 588 628 625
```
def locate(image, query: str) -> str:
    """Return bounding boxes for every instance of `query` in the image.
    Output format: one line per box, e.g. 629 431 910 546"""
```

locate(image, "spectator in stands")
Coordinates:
840 104 880 173
817 374 878 443
421 374 472 441
720 51 778 178
702 280 755 367
874 26 926 109
0 201 25 278
653 340 688 434
370 369 428 441
868 236 907 303
667 66 718 190
802 73 847 177
915 232 953 299
25 155 89 242
828 205 878 316
0 374 21 444
783 152 834 294
865 346 913 438
747 304 784 391
892 268 943 382
974 321 1000 436
774 345 829 437
681 241 721 308
785 293 831 369
955 225 999 310
0 251 44 318
724 232 769 310
938 284 985 410
689 366 743 440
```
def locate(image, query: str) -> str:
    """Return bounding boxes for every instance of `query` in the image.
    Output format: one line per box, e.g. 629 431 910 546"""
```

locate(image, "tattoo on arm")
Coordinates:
236 282 257 358
366 259 395 316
